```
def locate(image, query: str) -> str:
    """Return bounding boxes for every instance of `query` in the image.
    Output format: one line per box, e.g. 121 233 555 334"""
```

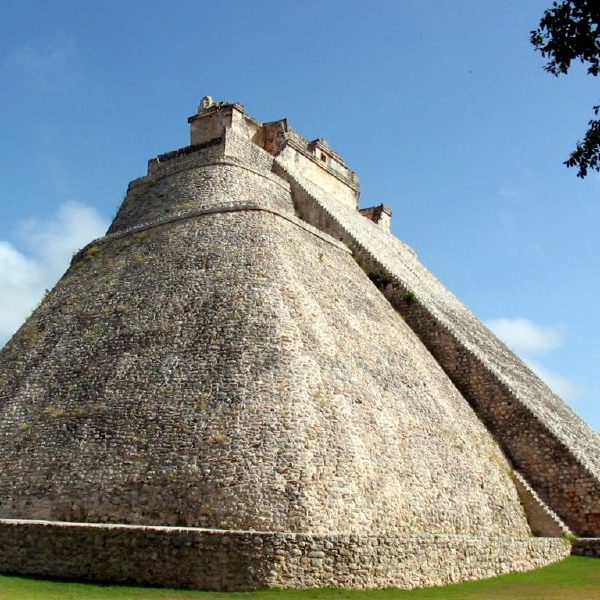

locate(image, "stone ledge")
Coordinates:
71 201 351 266
132 156 289 193
0 519 570 591
572 538 600 557
155 137 223 164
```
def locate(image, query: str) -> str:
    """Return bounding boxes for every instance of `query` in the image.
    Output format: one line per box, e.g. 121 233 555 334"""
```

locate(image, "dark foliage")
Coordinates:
403 291 417 305
531 1 600 177
367 271 392 288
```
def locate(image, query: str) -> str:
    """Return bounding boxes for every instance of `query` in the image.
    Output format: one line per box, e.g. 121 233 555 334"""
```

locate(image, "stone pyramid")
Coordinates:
0 97 598 590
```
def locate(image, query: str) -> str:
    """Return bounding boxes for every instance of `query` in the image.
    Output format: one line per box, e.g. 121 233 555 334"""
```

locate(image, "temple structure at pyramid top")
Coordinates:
188 95 360 206
0 97 598 591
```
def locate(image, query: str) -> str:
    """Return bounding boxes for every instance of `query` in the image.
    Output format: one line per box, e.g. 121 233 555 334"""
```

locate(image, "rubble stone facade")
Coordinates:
0 98 596 590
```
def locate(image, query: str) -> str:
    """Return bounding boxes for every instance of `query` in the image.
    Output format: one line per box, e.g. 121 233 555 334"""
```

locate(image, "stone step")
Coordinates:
511 471 572 537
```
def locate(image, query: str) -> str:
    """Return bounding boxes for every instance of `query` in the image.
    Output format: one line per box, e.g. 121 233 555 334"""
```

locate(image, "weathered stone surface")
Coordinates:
0 204 530 536
572 538 600 558
274 163 600 537
0 99 595 589
511 471 572 537
0 519 570 590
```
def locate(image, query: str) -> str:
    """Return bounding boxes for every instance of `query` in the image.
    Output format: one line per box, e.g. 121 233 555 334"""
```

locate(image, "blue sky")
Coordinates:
1 0 599 430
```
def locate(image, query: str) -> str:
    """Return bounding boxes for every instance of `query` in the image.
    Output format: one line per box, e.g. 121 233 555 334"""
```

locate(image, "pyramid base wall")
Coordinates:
572 539 600 557
0 519 569 590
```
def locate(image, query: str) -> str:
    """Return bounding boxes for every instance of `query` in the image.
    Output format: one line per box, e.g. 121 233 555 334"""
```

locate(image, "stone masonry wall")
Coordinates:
0 136 535 538
275 144 358 208
511 471 572 537
572 538 600 558
0 519 570 590
0 205 533 537
110 151 287 234
275 162 600 536
0 113 584 590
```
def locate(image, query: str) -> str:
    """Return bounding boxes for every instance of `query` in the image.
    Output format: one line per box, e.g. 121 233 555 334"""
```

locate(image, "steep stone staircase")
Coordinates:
273 158 600 540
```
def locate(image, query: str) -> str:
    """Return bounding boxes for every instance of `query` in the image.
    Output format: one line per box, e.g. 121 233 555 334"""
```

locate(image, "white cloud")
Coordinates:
19 203 107 272
0 242 43 339
5 36 79 93
525 241 548 262
486 317 564 354
487 316 581 403
527 360 582 402
498 187 524 202
0 203 108 347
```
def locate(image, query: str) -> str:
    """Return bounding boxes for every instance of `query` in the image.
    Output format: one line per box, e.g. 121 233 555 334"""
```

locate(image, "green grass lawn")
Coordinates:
0 557 597 600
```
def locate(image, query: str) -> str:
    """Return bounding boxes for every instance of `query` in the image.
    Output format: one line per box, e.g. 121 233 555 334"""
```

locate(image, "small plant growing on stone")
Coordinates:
133 231 149 243
367 271 392 288
403 290 417 304
561 533 577 546
128 434 148 447
196 395 209 412
44 406 65 418
83 329 100 343
210 432 228 444
85 245 103 259
17 422 30 432
71 407 89 419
